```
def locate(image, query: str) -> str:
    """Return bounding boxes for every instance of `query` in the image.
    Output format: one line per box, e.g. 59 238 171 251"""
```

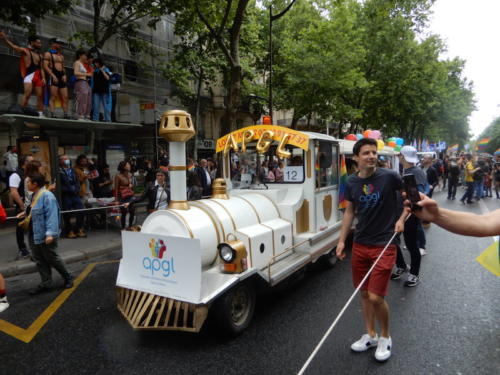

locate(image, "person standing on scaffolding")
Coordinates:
0 31 46 117
43 38 69 119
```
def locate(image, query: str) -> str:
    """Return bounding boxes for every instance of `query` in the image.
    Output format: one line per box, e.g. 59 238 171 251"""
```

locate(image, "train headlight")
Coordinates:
218 244 236 263
217 237 248 273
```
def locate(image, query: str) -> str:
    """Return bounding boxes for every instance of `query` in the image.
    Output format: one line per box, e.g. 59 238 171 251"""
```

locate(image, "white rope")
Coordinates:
5 204 127 220
297 218 409 375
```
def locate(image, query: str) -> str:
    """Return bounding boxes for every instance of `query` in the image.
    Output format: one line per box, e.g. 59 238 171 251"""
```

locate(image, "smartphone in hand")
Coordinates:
403 173 422 211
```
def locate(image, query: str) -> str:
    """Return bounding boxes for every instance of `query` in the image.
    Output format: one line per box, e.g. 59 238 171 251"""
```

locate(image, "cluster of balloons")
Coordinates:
386 137 404 151
344 131 405 152
344 129 382 141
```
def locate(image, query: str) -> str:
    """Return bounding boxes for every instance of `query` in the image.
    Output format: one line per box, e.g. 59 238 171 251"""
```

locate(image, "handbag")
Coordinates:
120 186 134 199
18 189 46 231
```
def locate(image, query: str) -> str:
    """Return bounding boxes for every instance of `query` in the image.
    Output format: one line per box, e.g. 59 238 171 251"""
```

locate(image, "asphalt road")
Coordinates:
1 191 498 375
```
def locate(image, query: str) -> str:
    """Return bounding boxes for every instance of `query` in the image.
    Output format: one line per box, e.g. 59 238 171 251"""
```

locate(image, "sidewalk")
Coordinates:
0 224 124 277
0 201 150 277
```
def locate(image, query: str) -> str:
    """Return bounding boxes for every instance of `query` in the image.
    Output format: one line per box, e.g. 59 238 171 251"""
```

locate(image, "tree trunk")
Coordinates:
290 108 300 130
222 64 242 135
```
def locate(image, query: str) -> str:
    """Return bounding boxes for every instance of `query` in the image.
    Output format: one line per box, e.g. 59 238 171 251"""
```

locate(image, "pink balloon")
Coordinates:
369 130 381 139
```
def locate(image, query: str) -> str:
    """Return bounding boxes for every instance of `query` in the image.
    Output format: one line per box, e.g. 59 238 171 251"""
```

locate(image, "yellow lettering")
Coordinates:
223 133 239 156
240 130 255 153
256 130 274 154
276 133 292 159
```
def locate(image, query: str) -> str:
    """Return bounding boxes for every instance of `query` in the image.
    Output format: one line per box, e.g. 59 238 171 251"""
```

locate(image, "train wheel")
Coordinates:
212 282 256 336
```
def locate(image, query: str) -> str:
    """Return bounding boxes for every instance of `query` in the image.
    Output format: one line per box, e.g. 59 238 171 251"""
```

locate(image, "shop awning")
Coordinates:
0 114 142 131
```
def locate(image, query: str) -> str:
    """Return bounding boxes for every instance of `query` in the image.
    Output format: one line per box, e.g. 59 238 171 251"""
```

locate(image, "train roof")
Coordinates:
301 131 338 142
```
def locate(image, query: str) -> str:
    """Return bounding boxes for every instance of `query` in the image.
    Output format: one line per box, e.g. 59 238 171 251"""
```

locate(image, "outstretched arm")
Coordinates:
412 193 500 237
0 31 26 54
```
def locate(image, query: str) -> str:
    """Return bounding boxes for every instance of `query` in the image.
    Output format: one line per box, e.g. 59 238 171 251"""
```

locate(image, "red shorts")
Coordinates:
351 242 396 297
23 70 43 88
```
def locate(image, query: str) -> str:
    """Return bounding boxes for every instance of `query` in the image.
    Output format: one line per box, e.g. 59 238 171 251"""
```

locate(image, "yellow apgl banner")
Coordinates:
476 241 500 277
216 125 309 153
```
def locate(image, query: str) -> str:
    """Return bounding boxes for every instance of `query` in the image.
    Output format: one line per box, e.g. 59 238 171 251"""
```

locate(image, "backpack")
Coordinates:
110 73 122 85
473 168 484 181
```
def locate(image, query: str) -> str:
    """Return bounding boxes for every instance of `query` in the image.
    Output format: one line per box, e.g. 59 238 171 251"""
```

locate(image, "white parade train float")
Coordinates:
116 110 358 335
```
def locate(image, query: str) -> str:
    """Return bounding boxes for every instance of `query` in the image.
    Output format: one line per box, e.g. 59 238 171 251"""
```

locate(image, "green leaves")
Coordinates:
0 0 72 33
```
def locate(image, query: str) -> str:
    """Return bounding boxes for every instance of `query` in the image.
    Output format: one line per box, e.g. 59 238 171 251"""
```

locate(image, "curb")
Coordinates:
0 239 122 278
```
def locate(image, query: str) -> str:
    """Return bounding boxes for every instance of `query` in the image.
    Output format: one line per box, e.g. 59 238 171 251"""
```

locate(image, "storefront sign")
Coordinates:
116 232 202 304
197 139 215 150
140 102 155 110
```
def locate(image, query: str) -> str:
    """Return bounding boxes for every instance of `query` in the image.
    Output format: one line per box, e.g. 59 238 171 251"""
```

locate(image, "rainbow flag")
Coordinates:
448 144 459 153
338 154 348 209
477 138 490 150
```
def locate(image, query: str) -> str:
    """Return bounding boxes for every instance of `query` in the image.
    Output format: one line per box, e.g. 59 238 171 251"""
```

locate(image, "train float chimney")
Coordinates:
159 110 195 210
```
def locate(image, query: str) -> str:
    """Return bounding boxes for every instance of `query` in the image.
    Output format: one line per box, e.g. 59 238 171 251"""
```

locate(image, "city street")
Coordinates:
1 191 498 375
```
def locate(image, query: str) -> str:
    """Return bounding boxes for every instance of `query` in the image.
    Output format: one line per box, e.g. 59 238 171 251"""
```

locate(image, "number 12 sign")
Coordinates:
283 166 304 182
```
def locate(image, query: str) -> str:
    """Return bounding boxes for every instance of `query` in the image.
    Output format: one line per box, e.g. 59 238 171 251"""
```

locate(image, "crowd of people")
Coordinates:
0 147 219 312
0 32 121 121
1 147 219 251
336 138 500 363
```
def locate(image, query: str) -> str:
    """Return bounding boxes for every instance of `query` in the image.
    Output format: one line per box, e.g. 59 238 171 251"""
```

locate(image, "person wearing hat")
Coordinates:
43 38 69 118
391 146 428 287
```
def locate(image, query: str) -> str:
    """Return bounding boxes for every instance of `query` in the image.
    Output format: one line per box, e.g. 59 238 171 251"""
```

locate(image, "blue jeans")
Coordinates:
92 93 111 122
474 180 484 199
62 194 84 234
461 182 474 202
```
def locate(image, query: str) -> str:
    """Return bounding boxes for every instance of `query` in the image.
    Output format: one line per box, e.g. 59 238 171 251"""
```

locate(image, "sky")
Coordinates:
429 0 500 138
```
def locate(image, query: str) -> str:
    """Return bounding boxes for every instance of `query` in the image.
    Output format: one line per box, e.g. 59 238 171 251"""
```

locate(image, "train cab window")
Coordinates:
230 143 305 187
315 140 339 188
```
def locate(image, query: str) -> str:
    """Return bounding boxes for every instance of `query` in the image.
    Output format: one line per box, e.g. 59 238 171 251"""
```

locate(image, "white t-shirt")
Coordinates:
8 172 21 189
4 152 18 172
154 182 168 210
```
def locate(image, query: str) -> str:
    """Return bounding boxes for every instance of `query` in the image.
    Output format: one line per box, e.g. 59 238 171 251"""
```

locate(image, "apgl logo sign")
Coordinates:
143 239 175 277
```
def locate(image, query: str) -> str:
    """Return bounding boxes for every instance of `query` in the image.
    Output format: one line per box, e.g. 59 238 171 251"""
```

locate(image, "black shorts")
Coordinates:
50 69 67 89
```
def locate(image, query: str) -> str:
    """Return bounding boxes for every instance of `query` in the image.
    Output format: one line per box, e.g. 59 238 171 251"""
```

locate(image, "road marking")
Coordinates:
0 260 119 343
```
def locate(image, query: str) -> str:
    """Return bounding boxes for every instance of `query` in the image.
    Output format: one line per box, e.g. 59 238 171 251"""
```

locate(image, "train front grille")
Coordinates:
116 287 208 332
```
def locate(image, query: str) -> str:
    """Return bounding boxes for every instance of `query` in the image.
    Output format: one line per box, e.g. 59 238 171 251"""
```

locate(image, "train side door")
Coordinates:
314 140 340 231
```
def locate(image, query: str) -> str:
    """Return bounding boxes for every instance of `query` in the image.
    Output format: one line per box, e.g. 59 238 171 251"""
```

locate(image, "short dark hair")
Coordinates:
76 154 87 165
117 160 130 172
93 57 103 66
28 172 46 188
155 169 167 177
28 35 40 44
76 48 87 60
353 138 377 156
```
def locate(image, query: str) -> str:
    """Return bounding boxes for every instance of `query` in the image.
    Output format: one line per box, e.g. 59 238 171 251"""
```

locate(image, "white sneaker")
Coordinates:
404 273 420 287
0 296 9 313
351 333 378 352
375 336 392 361
419 248 428 256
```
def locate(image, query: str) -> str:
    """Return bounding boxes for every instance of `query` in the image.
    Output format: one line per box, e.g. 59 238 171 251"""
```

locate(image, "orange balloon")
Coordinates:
363 130 371 138
388 141 396 147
